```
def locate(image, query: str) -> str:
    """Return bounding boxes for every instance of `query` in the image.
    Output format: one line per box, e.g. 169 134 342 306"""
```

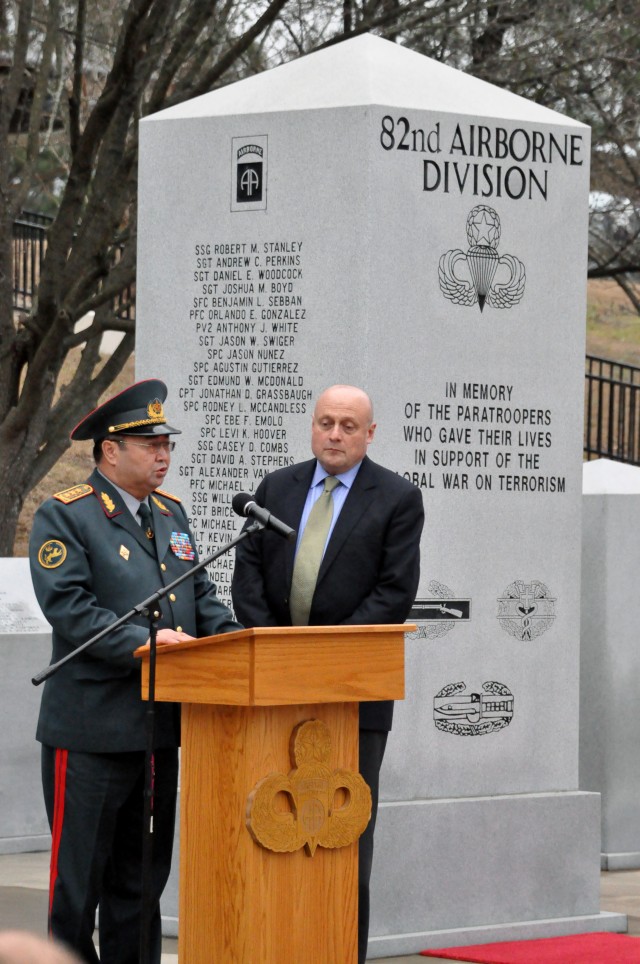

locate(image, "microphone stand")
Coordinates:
32 521 265 964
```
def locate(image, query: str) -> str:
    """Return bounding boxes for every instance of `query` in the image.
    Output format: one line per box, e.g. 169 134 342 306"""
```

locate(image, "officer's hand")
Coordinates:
153 629 196 647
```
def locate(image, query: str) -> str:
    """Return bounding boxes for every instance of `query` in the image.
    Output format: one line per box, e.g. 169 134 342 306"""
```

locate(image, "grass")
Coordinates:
586 279 640 366
11 278 640 556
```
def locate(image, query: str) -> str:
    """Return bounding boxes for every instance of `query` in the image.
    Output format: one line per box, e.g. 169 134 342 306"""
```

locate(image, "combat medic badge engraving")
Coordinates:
246 720 371 857
497 579 556 641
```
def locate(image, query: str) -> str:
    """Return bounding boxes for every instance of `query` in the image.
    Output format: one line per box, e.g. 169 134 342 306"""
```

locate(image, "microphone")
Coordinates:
232 492 297 542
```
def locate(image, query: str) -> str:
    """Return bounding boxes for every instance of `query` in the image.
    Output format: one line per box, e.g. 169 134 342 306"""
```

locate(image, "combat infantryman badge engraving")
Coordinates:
408 579 471 640
246 719 371 857
439 205 526 312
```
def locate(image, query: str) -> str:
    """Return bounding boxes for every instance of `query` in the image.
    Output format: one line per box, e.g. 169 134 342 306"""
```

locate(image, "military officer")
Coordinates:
30 379 241 964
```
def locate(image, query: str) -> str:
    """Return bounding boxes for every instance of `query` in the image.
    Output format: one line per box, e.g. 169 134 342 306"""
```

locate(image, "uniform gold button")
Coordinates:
176 626 182 633
161 563 167 571
169 593 176 602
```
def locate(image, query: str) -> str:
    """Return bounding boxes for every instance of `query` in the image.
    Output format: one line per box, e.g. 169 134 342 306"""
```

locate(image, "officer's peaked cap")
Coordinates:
70 379 181 441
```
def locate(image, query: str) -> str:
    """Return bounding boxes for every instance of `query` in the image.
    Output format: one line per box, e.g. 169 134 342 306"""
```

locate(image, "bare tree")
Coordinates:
394 0 640 288
0 0 292 553
2 0 640 553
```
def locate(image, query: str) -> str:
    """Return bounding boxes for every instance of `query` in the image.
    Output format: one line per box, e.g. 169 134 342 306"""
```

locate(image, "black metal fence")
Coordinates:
12 210 52 312
584 355 640 465
11 210 135 322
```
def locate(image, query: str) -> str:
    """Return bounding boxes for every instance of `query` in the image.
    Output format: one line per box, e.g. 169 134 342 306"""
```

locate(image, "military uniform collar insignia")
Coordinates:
97 488 123 518
151 494 172 516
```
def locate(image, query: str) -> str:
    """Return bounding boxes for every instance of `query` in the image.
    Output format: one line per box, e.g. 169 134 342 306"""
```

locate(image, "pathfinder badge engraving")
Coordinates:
231 135 268 212
497 579 556 641
407 580 471 640
439 205 525 311
246 720 371 857
434 681 514 735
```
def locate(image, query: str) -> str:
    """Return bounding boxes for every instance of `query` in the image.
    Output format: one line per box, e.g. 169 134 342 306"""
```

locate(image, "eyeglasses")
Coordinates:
115 439 176 453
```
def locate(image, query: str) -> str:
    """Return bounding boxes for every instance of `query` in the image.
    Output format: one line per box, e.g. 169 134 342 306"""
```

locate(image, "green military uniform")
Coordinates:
30 379 241 964
32 470 239 751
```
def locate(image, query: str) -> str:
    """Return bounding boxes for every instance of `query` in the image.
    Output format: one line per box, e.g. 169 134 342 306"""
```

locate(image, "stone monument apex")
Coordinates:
137 33 620 956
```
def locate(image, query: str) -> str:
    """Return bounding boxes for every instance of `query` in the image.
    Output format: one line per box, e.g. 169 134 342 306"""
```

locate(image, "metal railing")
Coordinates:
11 210 135 322
12 211 52 312
585 355 640 465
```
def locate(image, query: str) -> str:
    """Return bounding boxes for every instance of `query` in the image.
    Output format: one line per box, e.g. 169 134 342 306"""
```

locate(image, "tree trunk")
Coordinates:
0 433 37 554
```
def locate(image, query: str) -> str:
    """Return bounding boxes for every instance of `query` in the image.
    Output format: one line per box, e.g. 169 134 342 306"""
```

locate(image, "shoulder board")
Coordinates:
53 483 94 504
154 487 181 503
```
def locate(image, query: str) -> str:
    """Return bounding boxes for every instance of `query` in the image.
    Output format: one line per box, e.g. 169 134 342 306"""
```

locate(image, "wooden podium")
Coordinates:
137 624 407 963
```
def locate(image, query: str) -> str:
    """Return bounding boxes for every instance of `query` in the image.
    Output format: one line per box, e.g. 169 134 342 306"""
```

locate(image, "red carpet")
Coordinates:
420 931 640 962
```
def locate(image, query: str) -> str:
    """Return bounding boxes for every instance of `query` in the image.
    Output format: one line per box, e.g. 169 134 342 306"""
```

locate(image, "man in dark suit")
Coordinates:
231 384 424 963
30 379 241 964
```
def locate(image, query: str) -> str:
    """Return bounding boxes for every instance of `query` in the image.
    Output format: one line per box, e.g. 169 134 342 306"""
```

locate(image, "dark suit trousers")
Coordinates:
358 729 388 964
42 745 178 964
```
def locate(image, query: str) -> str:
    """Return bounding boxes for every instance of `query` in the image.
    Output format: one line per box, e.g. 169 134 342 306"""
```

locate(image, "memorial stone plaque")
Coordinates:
137 34 619 954
581 459 640 870
0 559 50 852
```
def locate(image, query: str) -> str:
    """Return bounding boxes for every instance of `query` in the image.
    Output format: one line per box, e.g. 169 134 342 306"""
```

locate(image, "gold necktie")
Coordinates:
290 476 340 625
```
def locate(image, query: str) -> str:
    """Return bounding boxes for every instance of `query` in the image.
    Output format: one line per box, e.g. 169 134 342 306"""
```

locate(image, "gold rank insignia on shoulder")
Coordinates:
38 539 67 569
53 484 93 504
154 487 181 503
152 495 171 515
101 491 116 513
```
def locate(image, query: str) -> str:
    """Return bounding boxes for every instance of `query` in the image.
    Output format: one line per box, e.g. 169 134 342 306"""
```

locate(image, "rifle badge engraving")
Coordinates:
439 205 525 312
497 579 556 641
408 580 471 640
434 681 514 736
246 719 371 857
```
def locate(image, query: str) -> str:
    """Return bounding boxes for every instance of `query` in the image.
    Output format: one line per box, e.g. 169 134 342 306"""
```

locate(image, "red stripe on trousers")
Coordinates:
48 748 68 929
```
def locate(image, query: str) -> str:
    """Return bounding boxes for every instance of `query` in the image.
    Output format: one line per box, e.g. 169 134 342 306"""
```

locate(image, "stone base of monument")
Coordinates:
0 560 51 855
366 791 625 957
581 459 640 873
158 789 625 946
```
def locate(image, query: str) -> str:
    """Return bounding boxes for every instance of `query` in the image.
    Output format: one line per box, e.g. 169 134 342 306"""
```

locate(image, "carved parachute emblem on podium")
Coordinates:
246 719 371 857
438 205 526 312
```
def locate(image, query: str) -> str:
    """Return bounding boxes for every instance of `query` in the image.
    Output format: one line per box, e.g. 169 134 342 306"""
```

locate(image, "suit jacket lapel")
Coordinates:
317 458 376 583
